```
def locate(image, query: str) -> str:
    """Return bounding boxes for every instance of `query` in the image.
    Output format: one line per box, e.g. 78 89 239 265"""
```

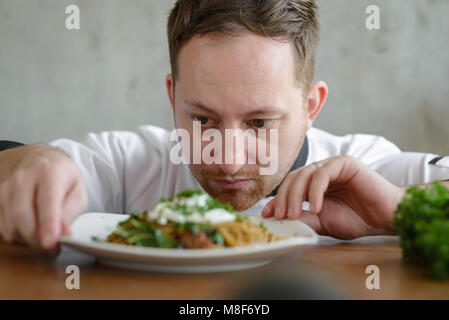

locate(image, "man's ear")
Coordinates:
166 73 175 111
306 81 328 131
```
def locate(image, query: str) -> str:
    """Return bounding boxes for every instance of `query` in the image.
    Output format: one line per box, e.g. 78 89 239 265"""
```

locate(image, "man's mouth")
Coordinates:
211 179 253 190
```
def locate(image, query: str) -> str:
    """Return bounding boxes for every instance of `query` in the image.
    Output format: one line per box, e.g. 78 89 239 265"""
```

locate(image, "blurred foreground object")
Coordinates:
232 266 345 299
395 182 449 280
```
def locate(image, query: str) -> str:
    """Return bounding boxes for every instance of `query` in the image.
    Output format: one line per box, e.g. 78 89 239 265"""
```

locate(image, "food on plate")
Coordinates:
104 189 286 249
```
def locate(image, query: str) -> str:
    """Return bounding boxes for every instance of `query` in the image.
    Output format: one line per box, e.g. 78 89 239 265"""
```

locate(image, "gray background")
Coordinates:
1 0 448 155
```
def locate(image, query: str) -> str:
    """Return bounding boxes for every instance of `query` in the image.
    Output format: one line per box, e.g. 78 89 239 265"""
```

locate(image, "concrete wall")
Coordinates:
1 0 448 155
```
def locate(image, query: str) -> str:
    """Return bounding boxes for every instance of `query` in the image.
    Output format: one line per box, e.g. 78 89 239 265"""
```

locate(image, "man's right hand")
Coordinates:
0 145 87 252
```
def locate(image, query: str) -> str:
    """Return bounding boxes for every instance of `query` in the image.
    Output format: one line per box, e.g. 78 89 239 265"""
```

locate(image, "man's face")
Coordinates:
167 33 309 211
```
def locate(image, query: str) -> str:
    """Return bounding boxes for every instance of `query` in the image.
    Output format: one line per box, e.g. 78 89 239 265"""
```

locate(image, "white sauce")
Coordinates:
179 193 209 208
147 194 236 225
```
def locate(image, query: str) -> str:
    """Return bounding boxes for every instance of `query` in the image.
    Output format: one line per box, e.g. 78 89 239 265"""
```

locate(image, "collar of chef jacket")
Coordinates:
268 135 309 197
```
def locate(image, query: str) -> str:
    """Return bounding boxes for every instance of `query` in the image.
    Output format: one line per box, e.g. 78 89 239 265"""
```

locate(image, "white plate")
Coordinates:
60 212 319 273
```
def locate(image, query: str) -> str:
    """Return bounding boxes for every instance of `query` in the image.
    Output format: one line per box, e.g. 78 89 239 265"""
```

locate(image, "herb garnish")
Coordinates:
157 189 235 216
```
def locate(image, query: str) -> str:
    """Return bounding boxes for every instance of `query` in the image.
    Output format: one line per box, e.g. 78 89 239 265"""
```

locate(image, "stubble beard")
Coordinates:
188 135 306 211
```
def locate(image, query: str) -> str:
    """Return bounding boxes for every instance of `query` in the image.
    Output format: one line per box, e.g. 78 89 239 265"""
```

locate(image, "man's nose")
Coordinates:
220 162 245 176
219 129 246 176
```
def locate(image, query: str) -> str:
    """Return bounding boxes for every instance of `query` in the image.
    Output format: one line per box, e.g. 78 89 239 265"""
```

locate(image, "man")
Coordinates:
0 0 447 252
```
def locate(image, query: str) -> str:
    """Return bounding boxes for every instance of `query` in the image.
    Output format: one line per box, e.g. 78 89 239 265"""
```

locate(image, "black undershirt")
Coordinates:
0 141 24 152
268 135 309 197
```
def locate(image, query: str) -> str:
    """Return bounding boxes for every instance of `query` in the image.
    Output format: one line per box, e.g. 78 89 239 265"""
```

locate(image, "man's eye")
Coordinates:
193 116 210 125
250 119 271 128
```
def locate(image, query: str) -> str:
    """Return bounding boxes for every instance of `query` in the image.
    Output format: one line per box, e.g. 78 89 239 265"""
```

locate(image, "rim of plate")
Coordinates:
60 232 318 259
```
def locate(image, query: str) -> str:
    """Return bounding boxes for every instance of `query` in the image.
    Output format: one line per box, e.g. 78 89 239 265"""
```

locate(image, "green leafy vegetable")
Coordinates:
394 181 449 280
180 222 200 235
175 189 205 198
109 214 182 248
154 229 179 248
210 231 224 245
205 197 235 213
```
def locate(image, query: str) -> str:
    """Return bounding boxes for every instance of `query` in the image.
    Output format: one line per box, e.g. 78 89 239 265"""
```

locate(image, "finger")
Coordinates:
2 173 37 244
0 182 15 242
45 243 61 257
261 198 275 217
11 182 39 247
286 165 316 220
60 179 87 236
37 168 72 250
307 159 343 214
0 203 5 241
272 174 296 220
0 183 7 240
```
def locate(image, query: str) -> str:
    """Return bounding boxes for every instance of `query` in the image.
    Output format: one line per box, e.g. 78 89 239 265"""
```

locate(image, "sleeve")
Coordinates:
369 153 449 186
307 127 403 165
49 132 128 213
311 128 449 186
338 133 449 186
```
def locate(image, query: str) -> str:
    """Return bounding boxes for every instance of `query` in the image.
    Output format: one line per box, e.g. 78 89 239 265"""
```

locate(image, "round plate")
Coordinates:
60 212 319 273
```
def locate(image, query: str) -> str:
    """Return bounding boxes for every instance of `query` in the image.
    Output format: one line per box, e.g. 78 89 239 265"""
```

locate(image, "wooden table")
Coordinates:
1 236 448 300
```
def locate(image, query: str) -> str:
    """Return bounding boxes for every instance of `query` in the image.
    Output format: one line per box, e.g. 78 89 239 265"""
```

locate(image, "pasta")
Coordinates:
103 189 286 249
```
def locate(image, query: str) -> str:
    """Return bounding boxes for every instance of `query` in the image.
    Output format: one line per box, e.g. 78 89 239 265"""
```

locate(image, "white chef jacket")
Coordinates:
49 125 449 215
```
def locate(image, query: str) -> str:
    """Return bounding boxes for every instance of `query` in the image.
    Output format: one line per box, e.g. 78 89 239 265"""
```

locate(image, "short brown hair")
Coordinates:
167 0 319 90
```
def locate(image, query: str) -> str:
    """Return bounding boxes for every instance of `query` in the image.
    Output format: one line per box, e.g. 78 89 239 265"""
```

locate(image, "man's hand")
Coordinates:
0 145 87 252
262 156 405 239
